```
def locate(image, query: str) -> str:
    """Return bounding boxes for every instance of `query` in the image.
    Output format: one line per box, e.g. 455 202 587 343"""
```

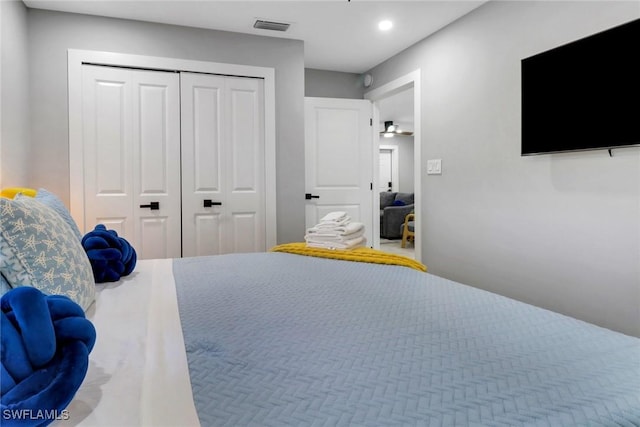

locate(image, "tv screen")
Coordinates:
521 19 640 155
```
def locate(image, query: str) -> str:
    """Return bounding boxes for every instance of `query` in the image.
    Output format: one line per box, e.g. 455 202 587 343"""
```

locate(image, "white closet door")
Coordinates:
82 65 181 259
181 73 265 257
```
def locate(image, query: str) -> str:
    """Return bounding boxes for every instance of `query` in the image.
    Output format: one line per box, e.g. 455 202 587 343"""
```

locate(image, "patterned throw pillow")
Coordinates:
0 273 11 296
0 195 95 311
35 188 83 240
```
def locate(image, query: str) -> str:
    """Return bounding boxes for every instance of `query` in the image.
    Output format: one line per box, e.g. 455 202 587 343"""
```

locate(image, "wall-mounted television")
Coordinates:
521 18 640 156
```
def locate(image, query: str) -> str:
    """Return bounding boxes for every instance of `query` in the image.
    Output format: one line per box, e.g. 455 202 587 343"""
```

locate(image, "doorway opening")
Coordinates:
365 70 421 261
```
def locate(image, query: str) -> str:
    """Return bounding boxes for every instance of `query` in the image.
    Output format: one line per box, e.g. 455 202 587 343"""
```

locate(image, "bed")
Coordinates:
61 251 639 426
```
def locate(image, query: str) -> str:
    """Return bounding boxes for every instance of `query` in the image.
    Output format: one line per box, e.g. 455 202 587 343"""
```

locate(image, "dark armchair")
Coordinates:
380 192 414 239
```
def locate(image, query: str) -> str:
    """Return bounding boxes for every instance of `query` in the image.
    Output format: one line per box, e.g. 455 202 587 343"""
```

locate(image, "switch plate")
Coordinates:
427 159 442 175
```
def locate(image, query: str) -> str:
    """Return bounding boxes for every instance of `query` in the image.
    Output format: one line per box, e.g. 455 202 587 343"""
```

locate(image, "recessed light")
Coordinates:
378 20 393 31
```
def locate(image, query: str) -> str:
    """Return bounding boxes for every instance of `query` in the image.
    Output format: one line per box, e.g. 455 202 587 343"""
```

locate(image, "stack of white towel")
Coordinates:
305 211 366 250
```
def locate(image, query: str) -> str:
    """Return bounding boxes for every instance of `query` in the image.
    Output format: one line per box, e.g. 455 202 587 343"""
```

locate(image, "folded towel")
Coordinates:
314 218 352 229
1 287 96 426
306 235 367 250
305 228 365 244
314 212 351 229
306 213 366 249
306 221 364 237
320 211 348 223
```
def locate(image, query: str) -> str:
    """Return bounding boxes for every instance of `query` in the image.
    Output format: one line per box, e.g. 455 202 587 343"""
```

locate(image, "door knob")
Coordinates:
139 202 160 210
305 193 320 200
203 199 222 207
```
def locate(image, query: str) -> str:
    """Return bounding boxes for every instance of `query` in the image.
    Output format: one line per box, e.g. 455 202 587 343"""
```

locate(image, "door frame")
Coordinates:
68 49 277 249
365 69 421 261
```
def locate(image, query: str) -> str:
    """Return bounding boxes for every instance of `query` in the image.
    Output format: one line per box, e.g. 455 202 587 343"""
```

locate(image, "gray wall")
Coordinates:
305 68 364 99
366 1 640 336
1 0 30 187
26 9 305 244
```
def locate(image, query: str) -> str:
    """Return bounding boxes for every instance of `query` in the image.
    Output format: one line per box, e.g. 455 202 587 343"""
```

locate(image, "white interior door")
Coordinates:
181 72 265 256
379 149 393 192
81 65 181 259
304 97 373 244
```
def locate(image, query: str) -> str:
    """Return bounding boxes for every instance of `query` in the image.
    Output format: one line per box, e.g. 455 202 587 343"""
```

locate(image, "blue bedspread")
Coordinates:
173 253 640 426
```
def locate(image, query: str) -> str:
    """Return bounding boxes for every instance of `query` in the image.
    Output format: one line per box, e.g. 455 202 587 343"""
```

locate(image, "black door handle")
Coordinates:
140 201 160 210
305 193 320 200
203 199 222 207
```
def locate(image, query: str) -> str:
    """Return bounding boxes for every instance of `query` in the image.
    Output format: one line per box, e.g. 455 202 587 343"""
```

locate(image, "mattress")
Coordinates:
173 253 640 426
62 253 640 426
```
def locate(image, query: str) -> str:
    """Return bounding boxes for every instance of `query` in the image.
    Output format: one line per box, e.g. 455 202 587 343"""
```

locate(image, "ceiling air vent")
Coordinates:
254 20 290 32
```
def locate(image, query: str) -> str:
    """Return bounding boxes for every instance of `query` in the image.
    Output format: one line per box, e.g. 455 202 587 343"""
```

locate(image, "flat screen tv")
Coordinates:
521 18 640 155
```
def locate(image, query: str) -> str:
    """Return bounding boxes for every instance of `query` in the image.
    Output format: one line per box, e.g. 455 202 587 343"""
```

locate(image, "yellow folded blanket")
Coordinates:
270 242 427 272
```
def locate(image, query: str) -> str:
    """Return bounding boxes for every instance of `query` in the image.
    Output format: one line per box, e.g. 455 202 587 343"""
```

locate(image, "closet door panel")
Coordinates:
132 70 181 259
82 66 134 240
139 217 170 259
95 81 128 195
225 77 266 253
82 65 181 259
182 73 267 257
231 212 259 253
194 213 222 256
138 84 170 192
97 218 127 238
193 85 222 192
229 87 259 191
181 73 227 257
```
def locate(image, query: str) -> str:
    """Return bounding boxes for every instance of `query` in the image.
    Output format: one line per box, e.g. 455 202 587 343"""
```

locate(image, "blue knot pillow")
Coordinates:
81 225 137 283
1 287 96 426
392 200 406 206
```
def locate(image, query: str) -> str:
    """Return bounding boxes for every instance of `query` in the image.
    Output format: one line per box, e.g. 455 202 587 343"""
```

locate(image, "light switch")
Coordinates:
427 159 442 175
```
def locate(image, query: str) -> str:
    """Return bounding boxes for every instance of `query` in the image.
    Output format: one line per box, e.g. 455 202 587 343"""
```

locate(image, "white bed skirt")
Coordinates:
57 259 200 426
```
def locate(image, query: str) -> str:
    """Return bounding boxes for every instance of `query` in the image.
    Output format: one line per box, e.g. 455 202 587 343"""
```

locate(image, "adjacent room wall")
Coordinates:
1 0 30 188
305 68 364 99
26 9 305 244
365 1 640 336
379 136 415 194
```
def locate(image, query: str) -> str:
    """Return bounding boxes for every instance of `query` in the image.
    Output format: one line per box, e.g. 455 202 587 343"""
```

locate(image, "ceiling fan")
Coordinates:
380 121 414 137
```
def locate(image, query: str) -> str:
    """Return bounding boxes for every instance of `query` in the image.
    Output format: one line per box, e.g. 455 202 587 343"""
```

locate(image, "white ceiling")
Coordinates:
24 0 485 73
378 86 414 128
